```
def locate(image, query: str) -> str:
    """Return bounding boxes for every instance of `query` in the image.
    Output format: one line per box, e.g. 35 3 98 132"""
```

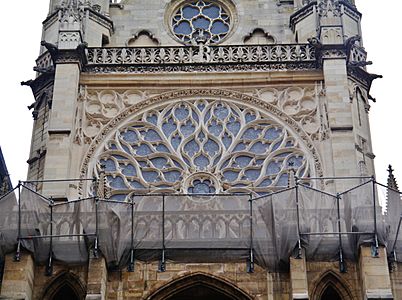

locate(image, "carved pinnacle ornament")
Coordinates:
388 165 400 192
318 0 342 18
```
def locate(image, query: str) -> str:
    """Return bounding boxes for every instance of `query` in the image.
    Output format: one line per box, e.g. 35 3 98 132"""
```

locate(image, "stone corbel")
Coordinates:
308 37 346 67
41 40 88 69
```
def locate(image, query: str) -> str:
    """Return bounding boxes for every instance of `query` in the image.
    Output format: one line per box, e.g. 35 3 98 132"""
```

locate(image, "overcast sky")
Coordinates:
0 1 400 190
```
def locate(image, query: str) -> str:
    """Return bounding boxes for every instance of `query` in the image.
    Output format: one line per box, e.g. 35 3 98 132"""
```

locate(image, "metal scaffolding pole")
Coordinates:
295 180 302 259
46 198 54 276
94 196 99 258
159 195 166 272
128 196 135 272
337 193 346 273
14 182 22 262
372 178 379 257
247 193 254 273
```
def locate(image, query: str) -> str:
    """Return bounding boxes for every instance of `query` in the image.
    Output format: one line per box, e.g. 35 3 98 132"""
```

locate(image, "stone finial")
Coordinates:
387 165 399 192
385 165 401 218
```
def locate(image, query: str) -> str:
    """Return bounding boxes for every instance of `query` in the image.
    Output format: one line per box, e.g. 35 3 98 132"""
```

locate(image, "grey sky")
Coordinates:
0 1 400 189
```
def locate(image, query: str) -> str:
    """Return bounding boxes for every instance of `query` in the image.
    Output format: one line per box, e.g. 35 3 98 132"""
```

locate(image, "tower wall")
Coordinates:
10 1 395 300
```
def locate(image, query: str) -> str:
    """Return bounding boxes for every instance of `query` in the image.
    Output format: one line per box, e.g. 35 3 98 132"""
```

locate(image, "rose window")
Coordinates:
172 1 231 44
95 99 310 200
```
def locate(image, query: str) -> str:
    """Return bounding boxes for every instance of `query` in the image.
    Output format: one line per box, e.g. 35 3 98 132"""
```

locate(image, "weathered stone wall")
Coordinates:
1 249 396 299
108 0 295 47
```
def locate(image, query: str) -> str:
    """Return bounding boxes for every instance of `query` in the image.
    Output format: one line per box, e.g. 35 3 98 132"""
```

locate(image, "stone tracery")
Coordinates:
92 99 312 199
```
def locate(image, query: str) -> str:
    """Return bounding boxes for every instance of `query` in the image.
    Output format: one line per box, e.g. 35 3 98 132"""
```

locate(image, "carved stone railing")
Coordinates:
85 44 316 66
349 44 367 64
35 51 53 70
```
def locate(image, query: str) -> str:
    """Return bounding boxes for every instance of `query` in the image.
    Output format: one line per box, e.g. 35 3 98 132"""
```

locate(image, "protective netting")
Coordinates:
0 179 400 271
385 185 402 263
298 185 339 261
252 188 299 270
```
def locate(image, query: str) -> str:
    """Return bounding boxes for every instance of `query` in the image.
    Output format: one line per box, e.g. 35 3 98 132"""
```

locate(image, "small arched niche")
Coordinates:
42 272 86 300
321 285 342 300
127 30 159 47
147 272 252 300
313 272 355 300
244 28 275 45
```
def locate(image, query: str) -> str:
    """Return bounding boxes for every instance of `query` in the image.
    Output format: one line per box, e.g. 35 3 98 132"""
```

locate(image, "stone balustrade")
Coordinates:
85 44 317 66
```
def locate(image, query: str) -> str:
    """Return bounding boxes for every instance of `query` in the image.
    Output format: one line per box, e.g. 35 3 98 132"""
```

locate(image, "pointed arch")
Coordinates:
42 271 86 300
312 271 355 300
127 30 160 47
243 28 276 45
146 272 253 300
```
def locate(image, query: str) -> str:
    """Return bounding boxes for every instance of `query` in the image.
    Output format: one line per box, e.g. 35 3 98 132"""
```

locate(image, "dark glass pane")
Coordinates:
203 5 220 18
192 16 211 30
174 21 192 35
182 6 199 19
211 20 229 34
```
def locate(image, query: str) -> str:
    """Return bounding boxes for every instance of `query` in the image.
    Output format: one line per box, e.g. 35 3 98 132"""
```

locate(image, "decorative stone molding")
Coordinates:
321 48 347 59
85 62 318 74
321 27 343 45
58 31 83 49
146 272 253 300
85 43 316 66
40 41 88 68
78 89 324 194
75 84 328 146
311 270 357 300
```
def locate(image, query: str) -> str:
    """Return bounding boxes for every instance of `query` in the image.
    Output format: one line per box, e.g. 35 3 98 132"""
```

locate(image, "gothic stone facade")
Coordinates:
1 0 401 299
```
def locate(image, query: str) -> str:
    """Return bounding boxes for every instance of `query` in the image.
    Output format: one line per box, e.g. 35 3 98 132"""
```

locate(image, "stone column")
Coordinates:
359 246 394 299
0 253 35 300
86 255 108 300
290 252 309 300
266 272 274 300
42 61 80 199
323 55 356 176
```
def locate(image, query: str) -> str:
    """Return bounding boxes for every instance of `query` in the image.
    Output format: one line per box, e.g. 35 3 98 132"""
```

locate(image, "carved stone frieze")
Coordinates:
76 85 328 148
78 89 324 193
59 31 82 46
321 27 343 45
85 44 316 68
321 49 346 60
85 62 318 74
255 84 329 141
74 87 148 145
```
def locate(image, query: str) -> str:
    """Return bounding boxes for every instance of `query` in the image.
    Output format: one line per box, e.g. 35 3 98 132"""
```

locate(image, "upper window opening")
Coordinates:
172 1 231 45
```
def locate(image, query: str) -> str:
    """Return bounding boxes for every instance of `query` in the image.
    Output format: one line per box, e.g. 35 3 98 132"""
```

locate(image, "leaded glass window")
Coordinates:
172 1 231 44
95 99 310 200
